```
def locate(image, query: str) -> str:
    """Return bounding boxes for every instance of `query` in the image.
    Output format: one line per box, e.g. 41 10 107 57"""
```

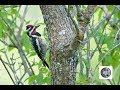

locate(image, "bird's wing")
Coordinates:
37 37 47 55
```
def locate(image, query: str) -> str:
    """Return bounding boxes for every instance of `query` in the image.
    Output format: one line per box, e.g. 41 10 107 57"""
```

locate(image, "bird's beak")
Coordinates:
35 25 40 29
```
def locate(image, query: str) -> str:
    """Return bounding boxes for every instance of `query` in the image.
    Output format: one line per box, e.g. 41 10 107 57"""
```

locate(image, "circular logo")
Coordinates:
101 67 111 78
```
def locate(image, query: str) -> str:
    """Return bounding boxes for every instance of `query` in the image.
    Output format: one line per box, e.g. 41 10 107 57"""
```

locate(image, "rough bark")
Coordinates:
40 5 81 85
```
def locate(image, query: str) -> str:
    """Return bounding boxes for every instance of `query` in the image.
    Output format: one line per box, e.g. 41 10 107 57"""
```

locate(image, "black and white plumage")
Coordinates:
26 25 49 68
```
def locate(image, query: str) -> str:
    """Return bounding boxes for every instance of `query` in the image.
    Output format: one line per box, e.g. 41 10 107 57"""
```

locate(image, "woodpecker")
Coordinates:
26 24 49 68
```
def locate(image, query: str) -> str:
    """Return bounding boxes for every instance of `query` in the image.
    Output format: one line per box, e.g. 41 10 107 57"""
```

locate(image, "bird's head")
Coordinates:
26 24 41 37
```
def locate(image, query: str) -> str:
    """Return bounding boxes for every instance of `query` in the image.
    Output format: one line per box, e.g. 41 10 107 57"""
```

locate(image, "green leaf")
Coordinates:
113 65 120 84
0 10 8 19
93 80 106 85
38 61 43 69
28 75 37 85
36 73 44 84
114 10 120 19
8 46 14 51
0 48 5 53
43 76 50 84
98 9 103 21
76 73 88 85
99 35 105 44
39 67 49 74
104 55 112 65
25 20 30 25
28 52 36 57
98 53 105 61
0 29 3 38
34 20 39 26
105 36 114 49
23 77 29 83
11 8 17 14
107 5 114 12
83 59 89 68
35 67 50 85
39 23 45 25
21 32 33 53
0 20 6 38
11 8 20 17
111 50 120 69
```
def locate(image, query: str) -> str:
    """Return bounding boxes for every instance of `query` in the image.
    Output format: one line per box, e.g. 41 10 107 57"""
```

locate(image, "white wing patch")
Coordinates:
36 38 41 52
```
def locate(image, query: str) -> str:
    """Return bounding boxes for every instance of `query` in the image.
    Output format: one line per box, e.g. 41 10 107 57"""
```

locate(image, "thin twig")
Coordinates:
99 5 110 17
4 51 21 85
11 5 21 29
10 54 18 85
112 78 116 85
118 73 120 85
78 46 83 75
113 29 120 45
1 61 14 66
98 17 110 47
4 50 13 71
0 39 16 48
18 72 26 85
114 5 120 10
107 79 113 85
86 27 90 78
17 5 28 39
0 55 15 85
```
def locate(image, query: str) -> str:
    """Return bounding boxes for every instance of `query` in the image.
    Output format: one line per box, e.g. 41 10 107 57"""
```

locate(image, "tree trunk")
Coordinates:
40 5 81 85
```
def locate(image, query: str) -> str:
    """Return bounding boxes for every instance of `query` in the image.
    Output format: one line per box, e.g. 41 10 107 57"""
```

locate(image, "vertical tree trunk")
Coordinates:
40 5 80 85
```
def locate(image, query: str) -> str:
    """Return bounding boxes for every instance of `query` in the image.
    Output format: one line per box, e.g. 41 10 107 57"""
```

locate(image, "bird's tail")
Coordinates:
37 53 49 69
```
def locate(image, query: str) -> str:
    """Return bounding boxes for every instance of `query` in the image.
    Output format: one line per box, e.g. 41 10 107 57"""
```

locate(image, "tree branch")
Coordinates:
0 55 15 85
17 5 28 39
0 39 17 48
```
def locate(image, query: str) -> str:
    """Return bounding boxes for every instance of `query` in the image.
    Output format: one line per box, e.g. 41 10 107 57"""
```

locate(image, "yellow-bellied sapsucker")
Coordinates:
26 24 49 68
